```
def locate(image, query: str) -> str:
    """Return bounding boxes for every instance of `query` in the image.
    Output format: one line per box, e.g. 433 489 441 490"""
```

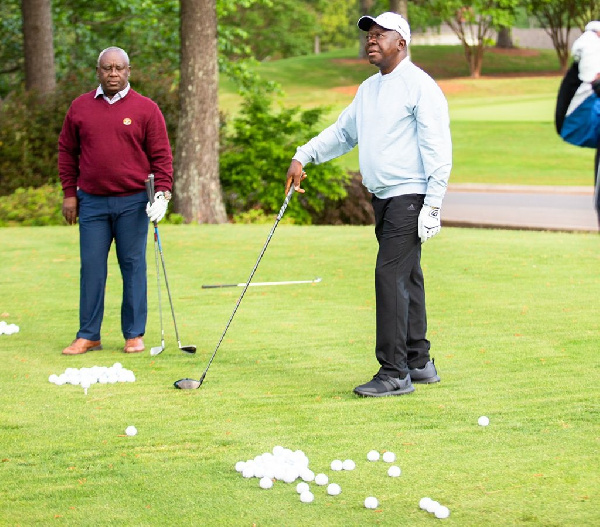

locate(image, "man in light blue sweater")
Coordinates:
285 12 452 397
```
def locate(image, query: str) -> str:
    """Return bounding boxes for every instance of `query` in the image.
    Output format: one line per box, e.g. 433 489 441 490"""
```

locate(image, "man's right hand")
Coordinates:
62 197 78 225
285 159 307 195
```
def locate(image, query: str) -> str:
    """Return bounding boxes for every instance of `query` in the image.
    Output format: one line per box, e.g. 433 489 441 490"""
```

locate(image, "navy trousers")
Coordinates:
76 190 149 341
372 194 431 379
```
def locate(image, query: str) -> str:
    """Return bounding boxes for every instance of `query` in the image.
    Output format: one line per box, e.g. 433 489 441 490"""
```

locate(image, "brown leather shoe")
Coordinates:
62 338 102 355
124 337 144 353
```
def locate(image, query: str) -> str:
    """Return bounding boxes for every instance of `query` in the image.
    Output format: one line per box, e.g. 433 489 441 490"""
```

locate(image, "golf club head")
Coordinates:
174 378 203 390
150 346 164 356
179 345 196 354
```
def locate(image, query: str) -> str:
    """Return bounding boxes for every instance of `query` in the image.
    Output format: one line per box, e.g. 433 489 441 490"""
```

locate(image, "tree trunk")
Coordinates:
358 0 376 59
20 0 55 95
174 0 227 224
496 26 513 48
389 0 408 19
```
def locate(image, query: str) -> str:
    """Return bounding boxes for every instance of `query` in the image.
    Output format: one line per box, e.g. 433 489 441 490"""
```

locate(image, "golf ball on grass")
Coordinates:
300 490 314 503
259 477 273 489
314 473 328 486
382 451 396 463
300 468 315 482
435 505 450 519
327 483 341 496
296 482 309 494
125 426 137 436
342 459 355 470
330 459 343 471
367 450 380 461
419 497 433 510
478 416 490 426
388 465 401 477
364 496 378 509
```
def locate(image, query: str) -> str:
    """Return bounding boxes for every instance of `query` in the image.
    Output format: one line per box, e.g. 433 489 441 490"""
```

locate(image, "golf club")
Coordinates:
146 175 165 356
174 185 296 389
145 175 196 355
201 277 322 289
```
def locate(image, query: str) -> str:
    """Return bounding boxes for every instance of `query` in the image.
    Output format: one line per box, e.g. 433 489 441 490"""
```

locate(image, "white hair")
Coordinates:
97 47 130 67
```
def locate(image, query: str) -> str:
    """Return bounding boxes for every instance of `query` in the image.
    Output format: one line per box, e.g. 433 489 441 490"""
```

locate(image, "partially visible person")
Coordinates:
555 22 600 225
285 13 452 397
59 46 173 355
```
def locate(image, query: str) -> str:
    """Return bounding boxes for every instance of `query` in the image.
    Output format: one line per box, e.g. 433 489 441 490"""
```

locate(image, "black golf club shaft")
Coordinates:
174 185 296 389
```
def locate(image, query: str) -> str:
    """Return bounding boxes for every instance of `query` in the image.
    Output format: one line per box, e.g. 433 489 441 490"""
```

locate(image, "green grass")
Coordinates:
1 225 599 525
220 46 595 186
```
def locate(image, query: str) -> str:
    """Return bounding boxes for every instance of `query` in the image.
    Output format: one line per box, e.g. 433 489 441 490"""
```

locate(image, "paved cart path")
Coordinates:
443 184 598 233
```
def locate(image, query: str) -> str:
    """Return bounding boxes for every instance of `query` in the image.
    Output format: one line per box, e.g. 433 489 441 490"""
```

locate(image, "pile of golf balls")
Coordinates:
235 446 311 486
48 363 136 388
236 448 408 508
0 321 19 335
420 497 450 519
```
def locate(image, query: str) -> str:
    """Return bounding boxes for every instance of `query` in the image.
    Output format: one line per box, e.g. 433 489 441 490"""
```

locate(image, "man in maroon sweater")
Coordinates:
59 47 173 355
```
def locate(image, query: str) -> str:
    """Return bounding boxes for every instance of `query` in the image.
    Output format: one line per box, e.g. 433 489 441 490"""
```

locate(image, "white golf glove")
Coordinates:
146 191 170 223
418 205 441 244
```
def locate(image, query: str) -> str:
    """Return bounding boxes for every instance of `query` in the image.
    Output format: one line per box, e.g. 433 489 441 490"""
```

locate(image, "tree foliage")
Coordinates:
423 0 519 77
524 0 600 72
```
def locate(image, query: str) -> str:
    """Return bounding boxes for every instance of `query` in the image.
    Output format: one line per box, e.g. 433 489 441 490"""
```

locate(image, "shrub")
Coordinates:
219 91 349 224
0 183 64 226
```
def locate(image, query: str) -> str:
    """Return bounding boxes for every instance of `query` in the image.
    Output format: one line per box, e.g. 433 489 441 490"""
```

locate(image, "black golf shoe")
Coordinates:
409 359 440 384
353 373 414 397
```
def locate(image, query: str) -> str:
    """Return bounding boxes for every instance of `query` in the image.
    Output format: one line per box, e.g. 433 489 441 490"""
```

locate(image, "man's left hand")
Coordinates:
418 205 441 244
146 192 169 223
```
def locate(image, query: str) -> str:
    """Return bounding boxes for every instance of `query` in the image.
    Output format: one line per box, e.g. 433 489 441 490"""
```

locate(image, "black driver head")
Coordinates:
174 378 203 390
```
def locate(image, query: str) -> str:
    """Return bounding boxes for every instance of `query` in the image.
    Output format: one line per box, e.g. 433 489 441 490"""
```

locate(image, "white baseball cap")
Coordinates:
585 20 600 33
358 12 411 45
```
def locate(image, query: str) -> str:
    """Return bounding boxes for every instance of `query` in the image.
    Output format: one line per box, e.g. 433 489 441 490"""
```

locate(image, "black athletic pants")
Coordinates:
372 194 431 380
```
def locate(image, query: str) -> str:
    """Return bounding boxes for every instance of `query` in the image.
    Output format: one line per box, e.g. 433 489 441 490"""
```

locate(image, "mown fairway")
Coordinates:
1 224 598 525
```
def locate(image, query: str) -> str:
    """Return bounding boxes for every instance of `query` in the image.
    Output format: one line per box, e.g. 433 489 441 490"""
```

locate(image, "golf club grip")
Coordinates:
145 174 155 203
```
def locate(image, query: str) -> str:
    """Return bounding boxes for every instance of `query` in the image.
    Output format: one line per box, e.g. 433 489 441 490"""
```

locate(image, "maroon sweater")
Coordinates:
58 89 173 198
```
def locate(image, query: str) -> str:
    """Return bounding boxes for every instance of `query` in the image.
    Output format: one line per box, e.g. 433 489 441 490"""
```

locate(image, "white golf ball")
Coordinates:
327 483 341 496
296 482 309 494
342 459 355 470
259 477 273 489
382 451 396 463
478 416 490 426
300 490 314 503
300 468 315 482
125 425 137 436
364 496 378 509
419 497 432 510
435 505 450 519
330 459 343 471
235 461 246 473
426 500 440 513
388 465 401 477
367 450 380 461
48 374 58 384
242 466 255 478
314 473 328 486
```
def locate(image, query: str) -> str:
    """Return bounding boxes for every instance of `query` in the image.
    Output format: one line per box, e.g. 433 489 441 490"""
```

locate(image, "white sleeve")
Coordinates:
415 83 453 208
293 99 358 167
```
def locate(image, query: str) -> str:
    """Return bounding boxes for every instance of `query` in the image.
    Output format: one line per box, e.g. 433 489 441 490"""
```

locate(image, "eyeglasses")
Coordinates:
365 31 397 42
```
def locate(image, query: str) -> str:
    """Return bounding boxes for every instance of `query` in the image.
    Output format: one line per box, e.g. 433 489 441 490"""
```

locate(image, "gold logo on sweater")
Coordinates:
123 118 132 126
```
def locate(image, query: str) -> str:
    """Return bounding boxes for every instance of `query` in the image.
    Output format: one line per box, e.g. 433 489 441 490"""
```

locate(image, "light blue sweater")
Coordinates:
293 58 452 208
